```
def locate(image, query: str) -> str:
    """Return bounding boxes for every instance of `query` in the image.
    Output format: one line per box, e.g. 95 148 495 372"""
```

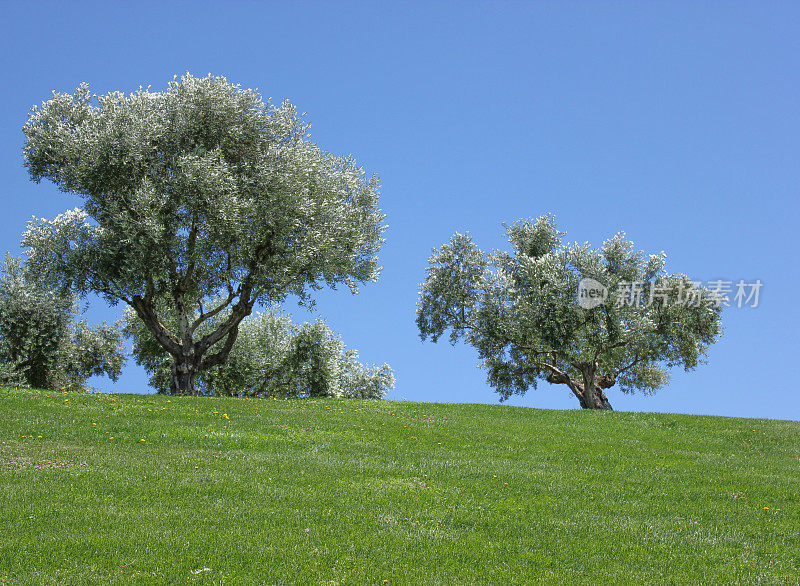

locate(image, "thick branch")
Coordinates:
194 286 254 355
540 361 571 385
189 287 239 335
542 367 585 402
199 327 241 370
130 295 182 356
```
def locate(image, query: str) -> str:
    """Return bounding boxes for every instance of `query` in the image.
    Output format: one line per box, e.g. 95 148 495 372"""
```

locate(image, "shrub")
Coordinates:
125 306 394 399
0 254 125 390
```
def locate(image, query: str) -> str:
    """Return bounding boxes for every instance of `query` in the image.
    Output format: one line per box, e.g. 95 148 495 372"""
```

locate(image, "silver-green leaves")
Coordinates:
22 73 386 394
417 215 723 409
0 254 125 390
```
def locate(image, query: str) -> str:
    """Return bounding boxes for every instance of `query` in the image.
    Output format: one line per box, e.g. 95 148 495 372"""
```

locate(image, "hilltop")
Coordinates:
0 388 797 584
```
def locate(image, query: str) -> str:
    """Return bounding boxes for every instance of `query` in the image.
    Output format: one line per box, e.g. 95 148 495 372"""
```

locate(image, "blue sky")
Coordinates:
1 1 798 420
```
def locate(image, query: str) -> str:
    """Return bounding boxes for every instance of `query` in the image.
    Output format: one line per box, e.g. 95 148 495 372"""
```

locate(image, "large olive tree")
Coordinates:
417 216 722 410
22 73 385 395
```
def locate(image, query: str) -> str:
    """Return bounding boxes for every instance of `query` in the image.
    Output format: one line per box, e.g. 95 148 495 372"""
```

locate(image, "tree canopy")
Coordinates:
22 73 386 394
416 215 723 410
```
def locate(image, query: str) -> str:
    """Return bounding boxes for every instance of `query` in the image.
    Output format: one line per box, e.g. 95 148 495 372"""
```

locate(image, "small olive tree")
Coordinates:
0 254 124 390
125 306 394 398
416 216 723 410
22 73 385 395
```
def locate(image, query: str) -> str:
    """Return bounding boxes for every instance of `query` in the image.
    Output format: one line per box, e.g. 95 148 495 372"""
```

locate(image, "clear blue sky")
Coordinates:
1 1 798 420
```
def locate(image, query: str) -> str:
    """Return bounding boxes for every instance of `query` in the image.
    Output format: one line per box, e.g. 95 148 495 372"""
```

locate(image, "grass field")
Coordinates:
0 387 798 585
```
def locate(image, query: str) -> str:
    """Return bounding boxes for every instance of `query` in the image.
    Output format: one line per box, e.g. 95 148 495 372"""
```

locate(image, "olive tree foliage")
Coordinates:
416 216 722 410
21 73 386 395
0 254 125 390
124 305 394 398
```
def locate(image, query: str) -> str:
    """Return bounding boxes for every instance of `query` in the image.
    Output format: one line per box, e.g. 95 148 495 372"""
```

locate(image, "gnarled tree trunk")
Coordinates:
131 284 253 396
577 384 613 410
579 369 613 410
170 354 201 395
547 368 614 410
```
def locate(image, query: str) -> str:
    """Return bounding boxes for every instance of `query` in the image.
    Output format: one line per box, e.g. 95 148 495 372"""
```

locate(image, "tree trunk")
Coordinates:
170 355 200 395
577 385 613 410
546 369 614 411
577 382 613 410
578 369 613 411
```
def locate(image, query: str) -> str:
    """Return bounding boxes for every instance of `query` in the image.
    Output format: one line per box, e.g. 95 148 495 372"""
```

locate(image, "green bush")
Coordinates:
125 307 394 398
0 254 125 390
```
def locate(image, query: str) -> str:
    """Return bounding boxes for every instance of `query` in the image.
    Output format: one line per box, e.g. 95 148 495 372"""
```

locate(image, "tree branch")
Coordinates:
199 327 241 370
538 360 571 384
614 354 641 376
130 295 182 356
194 286 254 355
594 340 628 369
182 218 199 289
189 287 240 334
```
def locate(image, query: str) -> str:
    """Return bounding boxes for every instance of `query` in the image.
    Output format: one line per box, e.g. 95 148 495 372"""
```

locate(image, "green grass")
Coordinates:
0 387 797 585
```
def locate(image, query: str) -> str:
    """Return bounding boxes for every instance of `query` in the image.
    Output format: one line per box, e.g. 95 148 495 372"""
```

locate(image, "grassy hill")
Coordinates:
0 387 797 585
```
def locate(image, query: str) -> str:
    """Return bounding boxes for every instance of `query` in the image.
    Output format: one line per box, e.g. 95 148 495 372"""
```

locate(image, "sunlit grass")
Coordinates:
0 387 797 584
